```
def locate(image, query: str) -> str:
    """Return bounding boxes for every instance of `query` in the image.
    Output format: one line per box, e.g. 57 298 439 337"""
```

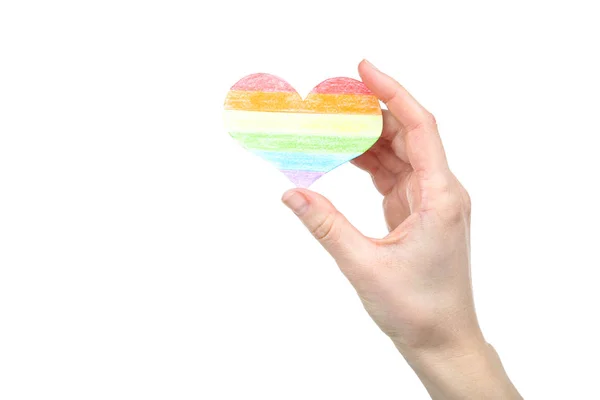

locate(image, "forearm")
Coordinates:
400 341 522 400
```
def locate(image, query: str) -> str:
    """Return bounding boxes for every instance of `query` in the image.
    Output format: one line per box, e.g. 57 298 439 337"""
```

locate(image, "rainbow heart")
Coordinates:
223 74 383 187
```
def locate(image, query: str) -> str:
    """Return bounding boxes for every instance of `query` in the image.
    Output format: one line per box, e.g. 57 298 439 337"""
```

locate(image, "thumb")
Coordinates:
281 189 372 264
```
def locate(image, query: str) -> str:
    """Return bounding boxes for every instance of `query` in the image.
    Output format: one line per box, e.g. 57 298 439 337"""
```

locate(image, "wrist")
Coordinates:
397 339 522 400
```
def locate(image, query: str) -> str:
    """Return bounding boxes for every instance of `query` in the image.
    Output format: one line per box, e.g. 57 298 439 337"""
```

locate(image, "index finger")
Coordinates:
358 60 448 174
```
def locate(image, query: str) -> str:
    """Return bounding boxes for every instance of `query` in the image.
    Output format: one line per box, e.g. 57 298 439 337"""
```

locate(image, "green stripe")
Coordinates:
229 132 378 153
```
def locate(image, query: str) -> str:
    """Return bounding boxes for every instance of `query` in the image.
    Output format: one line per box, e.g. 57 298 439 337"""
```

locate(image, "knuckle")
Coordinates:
428 173 453 195
428 175 469 225
438 194 464 224
406 112 437 132
403 113 437 143
461 186 472 214
423 111 437 127
311 213 339 243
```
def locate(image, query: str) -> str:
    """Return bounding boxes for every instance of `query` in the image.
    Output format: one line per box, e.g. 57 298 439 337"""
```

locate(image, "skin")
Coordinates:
281 60 523 400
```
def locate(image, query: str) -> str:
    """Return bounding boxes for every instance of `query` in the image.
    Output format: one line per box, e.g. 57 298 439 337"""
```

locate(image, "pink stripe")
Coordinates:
281 170 324 188
310 77 373 95
230 73 296 92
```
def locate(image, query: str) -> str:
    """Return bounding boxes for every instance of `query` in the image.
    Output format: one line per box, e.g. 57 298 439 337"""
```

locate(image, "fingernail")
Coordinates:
363 59 380 71
282 190 309 215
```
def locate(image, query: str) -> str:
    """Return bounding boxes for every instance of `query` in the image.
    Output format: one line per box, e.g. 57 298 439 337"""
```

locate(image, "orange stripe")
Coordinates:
224 91 381 115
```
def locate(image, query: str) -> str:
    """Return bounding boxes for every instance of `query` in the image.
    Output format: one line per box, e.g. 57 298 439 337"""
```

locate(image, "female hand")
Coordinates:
282 60 522 400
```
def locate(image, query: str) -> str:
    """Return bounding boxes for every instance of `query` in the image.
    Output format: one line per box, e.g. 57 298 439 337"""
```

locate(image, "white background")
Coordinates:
1 1 599 398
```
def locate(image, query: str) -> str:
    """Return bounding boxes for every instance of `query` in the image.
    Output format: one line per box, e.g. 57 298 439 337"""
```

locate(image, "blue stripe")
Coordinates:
251 150 360 172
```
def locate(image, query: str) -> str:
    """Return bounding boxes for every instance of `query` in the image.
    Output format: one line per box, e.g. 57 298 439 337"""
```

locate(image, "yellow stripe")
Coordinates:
223 110 382 136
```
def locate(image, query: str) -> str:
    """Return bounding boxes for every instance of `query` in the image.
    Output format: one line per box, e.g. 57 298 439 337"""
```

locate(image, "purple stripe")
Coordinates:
281 170 324 188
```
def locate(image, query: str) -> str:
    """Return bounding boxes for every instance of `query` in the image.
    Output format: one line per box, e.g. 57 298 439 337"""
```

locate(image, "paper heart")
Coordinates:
223 73 382 187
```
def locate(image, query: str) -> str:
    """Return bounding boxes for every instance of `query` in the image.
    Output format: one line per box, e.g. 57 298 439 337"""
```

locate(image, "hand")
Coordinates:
282 60 522 399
